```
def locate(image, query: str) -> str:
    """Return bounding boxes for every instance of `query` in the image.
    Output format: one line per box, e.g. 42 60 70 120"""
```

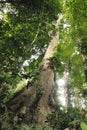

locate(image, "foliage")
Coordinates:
16 124 55 130
0 118 55 130
81 122 87 130
0 0 61 99
0 0 87 129
54 24 85 90
64 0 87 56
47 107 87 130
47 110 71 129
0 79 27 109
0 107 87 130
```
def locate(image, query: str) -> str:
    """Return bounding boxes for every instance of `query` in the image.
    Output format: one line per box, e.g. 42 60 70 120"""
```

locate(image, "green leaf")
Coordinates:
81 122 87 130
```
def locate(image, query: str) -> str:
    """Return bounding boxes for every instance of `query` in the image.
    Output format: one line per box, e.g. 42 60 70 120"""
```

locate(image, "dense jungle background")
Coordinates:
0 0 87 130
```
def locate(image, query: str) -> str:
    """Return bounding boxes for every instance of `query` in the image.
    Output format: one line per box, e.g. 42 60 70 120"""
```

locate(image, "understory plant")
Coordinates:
47 107 87 130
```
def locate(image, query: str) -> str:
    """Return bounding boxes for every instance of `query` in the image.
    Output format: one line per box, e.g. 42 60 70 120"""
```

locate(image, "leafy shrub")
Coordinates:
47 107 87 130
47 110 72 129
13 124 54 130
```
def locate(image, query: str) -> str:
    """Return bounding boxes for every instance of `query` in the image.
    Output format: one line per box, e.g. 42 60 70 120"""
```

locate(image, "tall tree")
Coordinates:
35 15 63 123
0 0 62 124
0 0 87 128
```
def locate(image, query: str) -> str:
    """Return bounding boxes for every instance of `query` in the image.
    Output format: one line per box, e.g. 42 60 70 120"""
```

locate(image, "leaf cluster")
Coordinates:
47 107 87 130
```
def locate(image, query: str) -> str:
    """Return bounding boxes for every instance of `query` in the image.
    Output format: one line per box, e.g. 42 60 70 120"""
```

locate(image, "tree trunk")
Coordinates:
7 14 63 124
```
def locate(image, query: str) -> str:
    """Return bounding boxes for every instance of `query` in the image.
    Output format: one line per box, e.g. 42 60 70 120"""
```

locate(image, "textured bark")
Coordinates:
35 67 55 124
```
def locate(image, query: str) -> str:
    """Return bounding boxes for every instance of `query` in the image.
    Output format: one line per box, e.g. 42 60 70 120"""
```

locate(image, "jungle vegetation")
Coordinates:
0 0 87 130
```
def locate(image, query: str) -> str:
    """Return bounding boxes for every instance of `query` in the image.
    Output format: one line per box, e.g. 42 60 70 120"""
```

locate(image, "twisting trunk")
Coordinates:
7 14 63 124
